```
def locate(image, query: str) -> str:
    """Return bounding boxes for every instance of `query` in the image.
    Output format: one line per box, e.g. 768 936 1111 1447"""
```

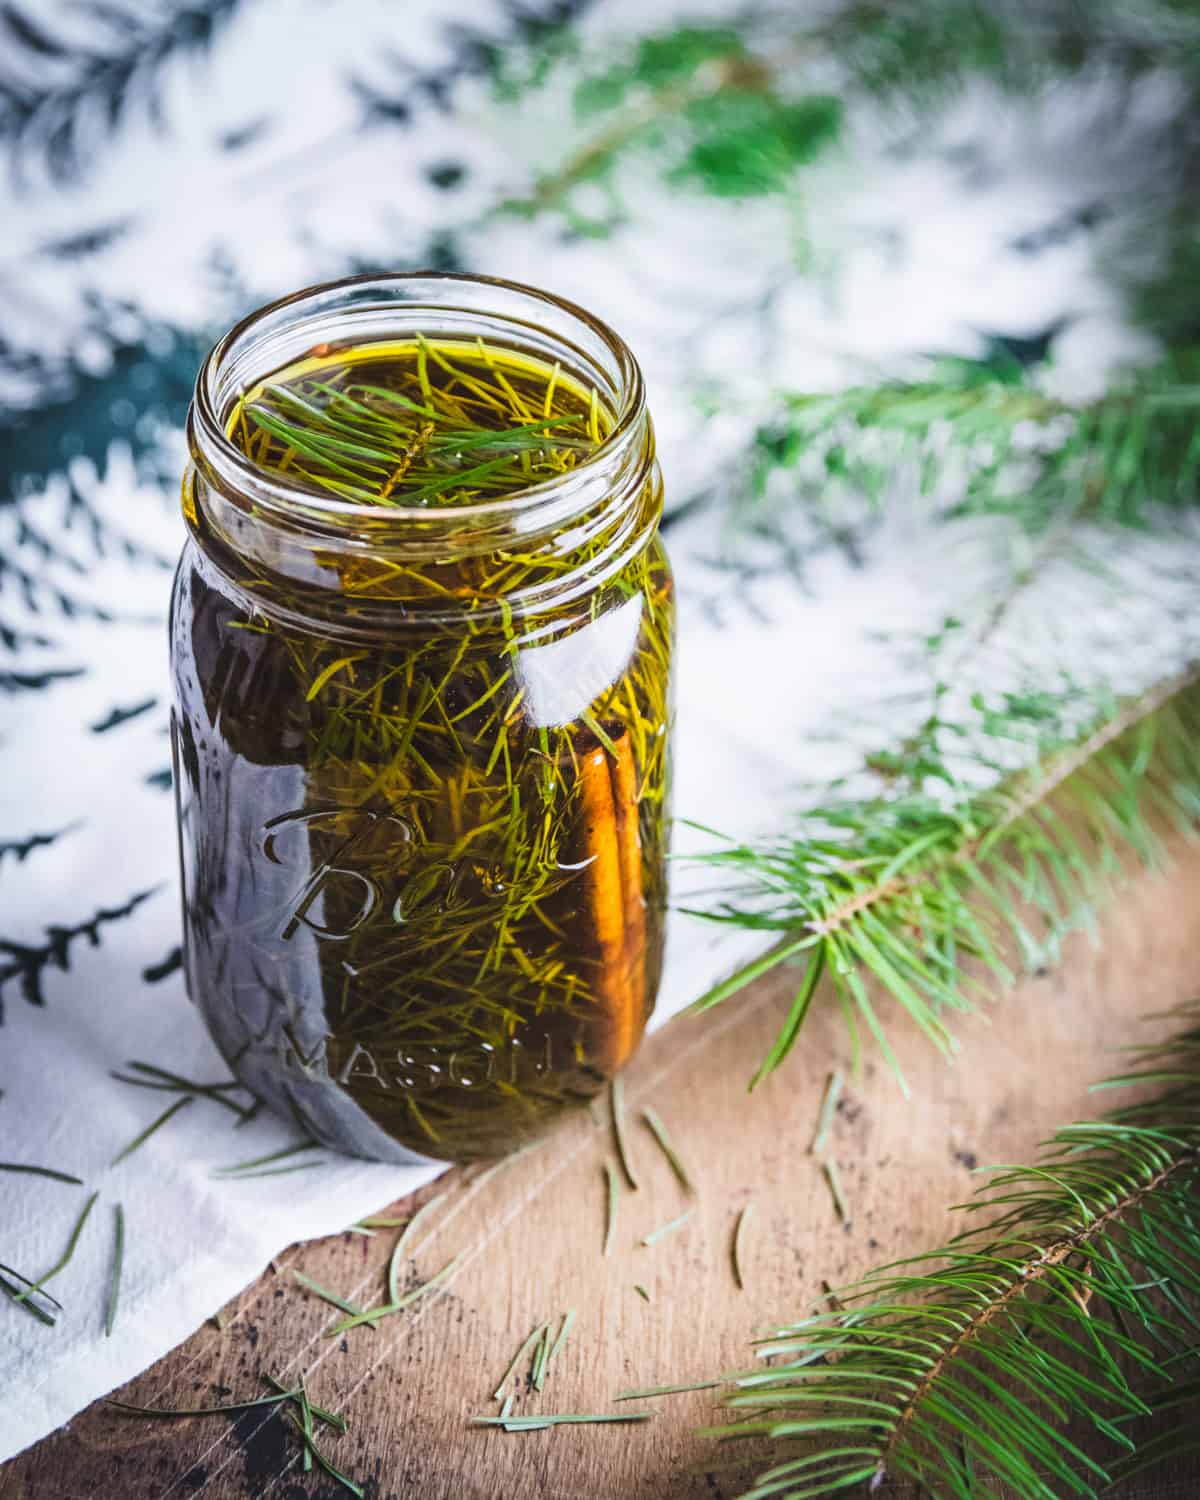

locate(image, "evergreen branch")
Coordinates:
688 670 1200 1089
702 1004 1200 1499
500 3 1200 226
502 27 843 221
818 669 1195 942
877 1153 1191 1466
0 886 159 1020
733 355 1200 553
517 46 791 214
823 0 1200 97
0 0 241 183
517 71 713 214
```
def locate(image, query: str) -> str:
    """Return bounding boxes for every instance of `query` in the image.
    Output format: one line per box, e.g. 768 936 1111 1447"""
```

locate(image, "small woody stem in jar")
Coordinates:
380 422 435 500
609 731 646 1037
577 730 645 1070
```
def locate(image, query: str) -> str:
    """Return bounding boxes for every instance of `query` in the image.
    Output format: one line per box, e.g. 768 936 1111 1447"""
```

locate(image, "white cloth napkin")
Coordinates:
1 0 1191 1462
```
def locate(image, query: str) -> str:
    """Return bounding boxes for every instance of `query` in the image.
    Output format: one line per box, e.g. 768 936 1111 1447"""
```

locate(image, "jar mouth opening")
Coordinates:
191 271 647 528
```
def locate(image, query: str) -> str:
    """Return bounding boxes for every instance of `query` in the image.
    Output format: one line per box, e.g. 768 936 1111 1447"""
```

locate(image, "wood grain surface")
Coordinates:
3 839 1200 1500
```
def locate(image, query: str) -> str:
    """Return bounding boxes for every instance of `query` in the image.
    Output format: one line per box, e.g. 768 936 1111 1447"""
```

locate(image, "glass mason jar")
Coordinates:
170 273 673 1164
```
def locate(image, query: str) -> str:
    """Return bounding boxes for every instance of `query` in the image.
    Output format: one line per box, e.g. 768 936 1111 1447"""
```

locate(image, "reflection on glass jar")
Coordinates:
170 273 673 1163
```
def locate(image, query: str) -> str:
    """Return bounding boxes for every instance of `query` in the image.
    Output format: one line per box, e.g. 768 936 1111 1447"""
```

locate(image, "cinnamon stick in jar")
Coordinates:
576 729 646 1070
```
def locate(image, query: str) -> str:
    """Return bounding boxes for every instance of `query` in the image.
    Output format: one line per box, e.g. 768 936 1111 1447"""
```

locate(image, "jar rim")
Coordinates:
190 270 648 532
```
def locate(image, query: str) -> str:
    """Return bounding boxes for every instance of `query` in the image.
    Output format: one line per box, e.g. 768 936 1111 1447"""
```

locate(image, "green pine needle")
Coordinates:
603 1159 621 1257
494 1321 551 1401
104 1203 124 1337
292 1270 369 1325
732 1204 753 1291
110 1097 192 1166
821 1158 850 1225
264 1373 347 1432
109 1389 302 1419
386 1192 447 1304
212 1140 322 1176
641 1107 695 1192
531 1324 551 1391
0 1262 61 1326
611 1077 639 1190
809 1072 843 1155
13 1190 98 1306
471 1411 654 1429
641 1209 695 1247
110 1376 361 1496
0 1162 84 1185
280 1405 364 1496
615 1379 722 1402
326 1254 463 1336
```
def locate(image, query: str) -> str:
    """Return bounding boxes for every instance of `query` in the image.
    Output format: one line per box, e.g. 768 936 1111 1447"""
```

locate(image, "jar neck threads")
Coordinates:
185 273 660 629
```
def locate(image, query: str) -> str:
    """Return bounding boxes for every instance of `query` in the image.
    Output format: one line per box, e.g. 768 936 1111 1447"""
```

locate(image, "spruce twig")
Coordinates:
471 1411 654 1429
494 1321 550 1401
689 669 1200 1090
702 1003 1200 1499
733 357 1200 546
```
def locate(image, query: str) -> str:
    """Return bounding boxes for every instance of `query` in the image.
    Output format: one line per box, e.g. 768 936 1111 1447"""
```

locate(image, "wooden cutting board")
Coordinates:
4 837 1200 1500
